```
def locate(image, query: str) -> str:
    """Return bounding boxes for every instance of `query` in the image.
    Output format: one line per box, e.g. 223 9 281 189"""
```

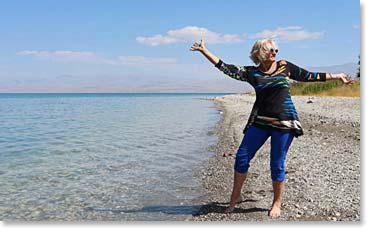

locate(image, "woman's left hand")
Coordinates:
338 73 355 85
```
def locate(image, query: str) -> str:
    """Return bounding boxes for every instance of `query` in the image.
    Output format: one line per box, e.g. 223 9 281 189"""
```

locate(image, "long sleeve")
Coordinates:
215 59 251 82
287 61 326 82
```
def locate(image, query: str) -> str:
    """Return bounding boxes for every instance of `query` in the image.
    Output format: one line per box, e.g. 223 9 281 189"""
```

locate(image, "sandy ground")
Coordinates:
190 94 360 221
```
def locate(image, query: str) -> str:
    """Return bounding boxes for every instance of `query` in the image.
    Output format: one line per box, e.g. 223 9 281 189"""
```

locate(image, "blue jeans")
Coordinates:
234 126 294 181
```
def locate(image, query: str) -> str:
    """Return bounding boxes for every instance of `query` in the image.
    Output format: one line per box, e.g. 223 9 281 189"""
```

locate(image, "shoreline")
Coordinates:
191 94 360 221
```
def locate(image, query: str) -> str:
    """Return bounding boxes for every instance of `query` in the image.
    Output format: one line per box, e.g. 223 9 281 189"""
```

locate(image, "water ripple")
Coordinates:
0 94 220 221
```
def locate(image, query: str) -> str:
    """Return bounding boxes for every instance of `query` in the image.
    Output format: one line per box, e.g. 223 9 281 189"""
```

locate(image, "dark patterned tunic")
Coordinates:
215 59 326 137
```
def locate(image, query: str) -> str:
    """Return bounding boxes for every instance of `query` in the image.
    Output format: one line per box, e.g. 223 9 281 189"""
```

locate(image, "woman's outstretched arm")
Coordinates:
190 39 250 82
190 39 219 65
287 61 354 85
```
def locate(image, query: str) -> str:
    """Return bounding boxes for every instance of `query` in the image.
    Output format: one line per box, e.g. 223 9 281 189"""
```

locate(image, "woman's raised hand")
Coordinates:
190 39 206 52
189 39 220 65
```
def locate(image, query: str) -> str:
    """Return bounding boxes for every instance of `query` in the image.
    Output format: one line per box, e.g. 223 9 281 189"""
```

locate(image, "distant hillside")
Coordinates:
129 62 359 93
307 62 359 79
1 62 359 93
290 62 360 97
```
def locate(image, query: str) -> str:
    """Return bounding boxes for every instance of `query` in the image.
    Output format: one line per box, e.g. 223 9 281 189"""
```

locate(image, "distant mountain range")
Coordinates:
308 62 359 79
137 62 359 93
0 62 359 93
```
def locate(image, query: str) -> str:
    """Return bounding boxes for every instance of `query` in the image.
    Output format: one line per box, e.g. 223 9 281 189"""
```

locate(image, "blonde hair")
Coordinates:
250 39 277 65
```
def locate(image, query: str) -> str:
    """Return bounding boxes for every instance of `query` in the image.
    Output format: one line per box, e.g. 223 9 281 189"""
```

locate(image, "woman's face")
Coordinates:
264 42 278 63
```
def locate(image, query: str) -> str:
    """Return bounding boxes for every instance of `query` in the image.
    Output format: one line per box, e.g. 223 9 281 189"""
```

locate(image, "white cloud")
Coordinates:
117 56 177 65
16 50 99 61
16 50 115 65
136 26 243 46
250 26 325 42
136 35 178 46
16 50 177 66
353 25 360 30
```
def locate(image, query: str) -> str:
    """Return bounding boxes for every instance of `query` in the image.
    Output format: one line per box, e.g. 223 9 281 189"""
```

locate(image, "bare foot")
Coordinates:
224 196 242 213
224 206 235 213
269 203 281 218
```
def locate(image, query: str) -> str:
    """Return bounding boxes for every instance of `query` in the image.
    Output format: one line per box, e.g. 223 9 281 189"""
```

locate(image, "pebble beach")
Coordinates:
191 94 360 221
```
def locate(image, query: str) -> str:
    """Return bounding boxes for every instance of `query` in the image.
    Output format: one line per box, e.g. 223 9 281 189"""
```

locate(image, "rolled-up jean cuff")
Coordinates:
271 171 286 181
234 165 249 174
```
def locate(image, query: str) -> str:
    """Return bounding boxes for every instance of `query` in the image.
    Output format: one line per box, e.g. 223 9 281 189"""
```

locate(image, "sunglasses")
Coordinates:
269 48 279 53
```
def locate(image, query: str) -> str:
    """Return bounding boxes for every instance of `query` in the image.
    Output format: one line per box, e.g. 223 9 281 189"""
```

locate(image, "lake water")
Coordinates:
0 93 229 221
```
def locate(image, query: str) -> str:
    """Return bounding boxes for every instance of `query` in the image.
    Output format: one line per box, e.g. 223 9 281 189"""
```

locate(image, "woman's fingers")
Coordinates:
190 42 202 51
190 40 205 51
340 74 355 85
190 45 199 51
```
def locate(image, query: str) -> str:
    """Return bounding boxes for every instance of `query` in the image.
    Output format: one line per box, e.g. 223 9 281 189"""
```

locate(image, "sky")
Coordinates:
0 0 361 93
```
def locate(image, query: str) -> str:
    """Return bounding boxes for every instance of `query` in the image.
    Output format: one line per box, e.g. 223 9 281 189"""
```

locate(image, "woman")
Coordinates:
190 39 353 218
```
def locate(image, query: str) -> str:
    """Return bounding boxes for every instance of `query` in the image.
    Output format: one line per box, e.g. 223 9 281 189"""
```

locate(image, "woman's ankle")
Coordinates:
272 200 281 208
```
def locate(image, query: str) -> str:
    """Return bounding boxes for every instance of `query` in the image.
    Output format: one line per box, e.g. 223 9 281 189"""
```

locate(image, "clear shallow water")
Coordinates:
0 93 228 221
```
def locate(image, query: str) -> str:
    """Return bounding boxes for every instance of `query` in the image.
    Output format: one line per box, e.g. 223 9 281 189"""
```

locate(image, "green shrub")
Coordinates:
290 80 343 95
